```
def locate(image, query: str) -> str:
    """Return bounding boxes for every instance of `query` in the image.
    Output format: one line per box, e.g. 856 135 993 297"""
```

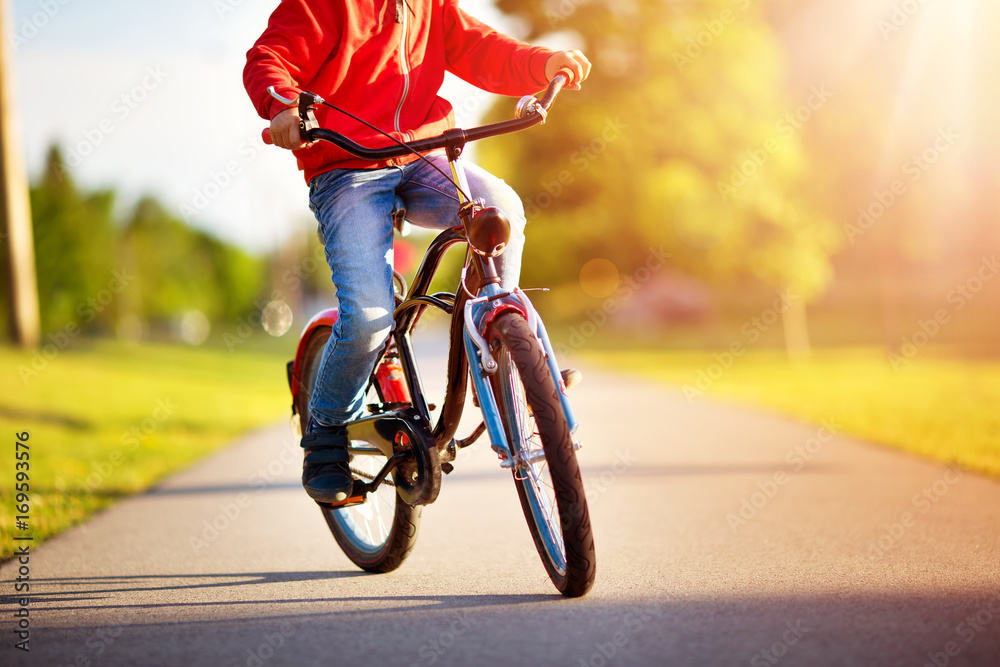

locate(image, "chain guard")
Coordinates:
345 407 440 507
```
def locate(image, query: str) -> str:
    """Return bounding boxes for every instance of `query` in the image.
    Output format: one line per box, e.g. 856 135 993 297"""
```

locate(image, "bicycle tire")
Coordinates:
486 312 596 597
297 327 421 573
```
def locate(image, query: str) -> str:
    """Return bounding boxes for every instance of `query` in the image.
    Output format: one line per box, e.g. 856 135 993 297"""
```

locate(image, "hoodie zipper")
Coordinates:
394 0 411 142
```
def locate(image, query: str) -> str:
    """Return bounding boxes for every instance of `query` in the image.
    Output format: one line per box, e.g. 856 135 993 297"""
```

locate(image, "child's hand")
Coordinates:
544 50 592 90
269 108 313 150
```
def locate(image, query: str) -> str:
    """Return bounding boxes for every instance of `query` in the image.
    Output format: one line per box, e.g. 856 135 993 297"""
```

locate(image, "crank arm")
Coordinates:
353 450 409 495
316 450 409 510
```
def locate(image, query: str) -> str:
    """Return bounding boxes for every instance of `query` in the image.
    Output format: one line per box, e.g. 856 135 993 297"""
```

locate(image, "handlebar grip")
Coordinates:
556 67 576 86
538 72 570 112
262 128 273 145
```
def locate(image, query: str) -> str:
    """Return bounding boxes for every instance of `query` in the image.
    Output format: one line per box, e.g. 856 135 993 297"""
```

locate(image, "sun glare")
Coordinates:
875 0 981 180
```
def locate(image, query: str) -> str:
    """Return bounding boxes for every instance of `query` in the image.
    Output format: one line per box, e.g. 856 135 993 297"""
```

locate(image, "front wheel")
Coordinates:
486 312 596 597
297 327 421 573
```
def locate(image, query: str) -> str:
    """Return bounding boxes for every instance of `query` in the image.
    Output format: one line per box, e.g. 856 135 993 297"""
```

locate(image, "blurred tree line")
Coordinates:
22 145 266 338
487 0 843 294
486 0 1000 352
485 0 840 352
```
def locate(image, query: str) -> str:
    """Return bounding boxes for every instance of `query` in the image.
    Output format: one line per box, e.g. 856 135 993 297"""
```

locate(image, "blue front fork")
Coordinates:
463 285 579 461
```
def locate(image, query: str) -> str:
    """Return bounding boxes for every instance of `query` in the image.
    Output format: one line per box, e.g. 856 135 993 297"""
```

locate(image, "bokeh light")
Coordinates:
579 258 620 298
262 300 293 337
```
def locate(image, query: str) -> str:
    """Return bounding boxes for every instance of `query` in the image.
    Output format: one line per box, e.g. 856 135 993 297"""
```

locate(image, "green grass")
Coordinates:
583 347 1000 477
1 338 293 559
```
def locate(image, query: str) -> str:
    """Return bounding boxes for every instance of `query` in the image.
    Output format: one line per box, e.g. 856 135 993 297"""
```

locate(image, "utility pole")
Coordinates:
0 0 40 347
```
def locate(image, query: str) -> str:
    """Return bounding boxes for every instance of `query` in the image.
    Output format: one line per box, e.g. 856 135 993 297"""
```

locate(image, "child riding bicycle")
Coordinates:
244 0 590 504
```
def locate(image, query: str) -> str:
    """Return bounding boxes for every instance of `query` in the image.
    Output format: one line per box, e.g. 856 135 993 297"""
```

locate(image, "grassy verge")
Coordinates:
1 338 293 560
583 347 1000 477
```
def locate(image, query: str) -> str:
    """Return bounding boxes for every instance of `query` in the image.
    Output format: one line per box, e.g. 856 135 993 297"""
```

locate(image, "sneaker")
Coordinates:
300 418 354 503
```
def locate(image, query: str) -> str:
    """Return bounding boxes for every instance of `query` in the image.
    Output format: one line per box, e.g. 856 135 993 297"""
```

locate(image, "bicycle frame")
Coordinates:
290 152 579 473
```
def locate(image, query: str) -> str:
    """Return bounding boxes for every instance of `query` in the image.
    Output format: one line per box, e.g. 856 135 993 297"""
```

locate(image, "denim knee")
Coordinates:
485 179 525 226
335 305 394 355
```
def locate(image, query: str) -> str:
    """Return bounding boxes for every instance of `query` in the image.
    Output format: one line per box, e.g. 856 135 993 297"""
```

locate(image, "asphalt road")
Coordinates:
3 360 1000 667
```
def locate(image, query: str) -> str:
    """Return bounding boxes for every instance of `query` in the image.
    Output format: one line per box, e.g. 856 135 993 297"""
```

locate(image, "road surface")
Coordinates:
3 361 1000 666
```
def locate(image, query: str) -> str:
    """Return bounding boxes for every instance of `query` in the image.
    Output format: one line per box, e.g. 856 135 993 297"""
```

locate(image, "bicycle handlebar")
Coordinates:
261 70 573 157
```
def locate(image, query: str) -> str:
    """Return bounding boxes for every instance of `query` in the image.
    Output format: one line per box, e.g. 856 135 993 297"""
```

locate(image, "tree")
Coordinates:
29 146 117 333
25 144 267 339
121 197 264 325
482 0 843 353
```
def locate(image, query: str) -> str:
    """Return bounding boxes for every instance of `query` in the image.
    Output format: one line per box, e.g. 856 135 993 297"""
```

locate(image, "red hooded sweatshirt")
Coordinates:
244 0 556 184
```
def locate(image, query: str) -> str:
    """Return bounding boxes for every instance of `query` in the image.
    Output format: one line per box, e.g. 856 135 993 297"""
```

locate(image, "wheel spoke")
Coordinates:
495 344 567 574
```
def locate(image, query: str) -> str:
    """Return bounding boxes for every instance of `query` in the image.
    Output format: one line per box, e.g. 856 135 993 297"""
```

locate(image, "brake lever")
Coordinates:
297 92 320 140
266 86 322 142
267 86 299 106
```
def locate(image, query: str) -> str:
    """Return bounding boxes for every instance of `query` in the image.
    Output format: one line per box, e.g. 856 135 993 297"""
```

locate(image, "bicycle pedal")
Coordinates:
561 368 583 390
317 493 367 510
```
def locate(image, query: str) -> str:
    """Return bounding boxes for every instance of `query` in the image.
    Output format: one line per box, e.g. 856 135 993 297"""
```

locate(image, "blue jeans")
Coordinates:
307 153 526 428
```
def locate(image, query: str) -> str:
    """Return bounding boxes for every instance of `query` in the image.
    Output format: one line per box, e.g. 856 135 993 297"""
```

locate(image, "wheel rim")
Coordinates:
301 331 398 554
495 346 567 576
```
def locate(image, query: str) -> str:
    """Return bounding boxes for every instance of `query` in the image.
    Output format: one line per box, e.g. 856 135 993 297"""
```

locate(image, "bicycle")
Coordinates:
266 72 596 597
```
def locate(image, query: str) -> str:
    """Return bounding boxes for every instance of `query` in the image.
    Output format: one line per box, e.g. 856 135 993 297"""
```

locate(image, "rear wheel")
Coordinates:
486 312 596 597
297 327 420 573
